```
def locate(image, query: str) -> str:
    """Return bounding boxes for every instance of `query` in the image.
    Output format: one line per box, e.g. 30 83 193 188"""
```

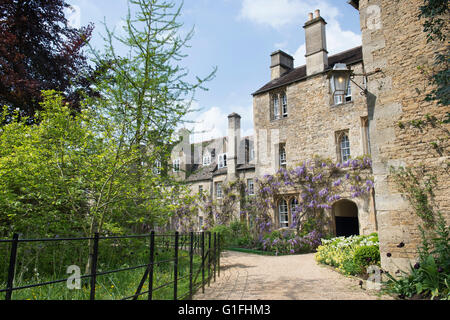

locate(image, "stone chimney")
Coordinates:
270 50 294 80
303 9 328 76
227 112 241 181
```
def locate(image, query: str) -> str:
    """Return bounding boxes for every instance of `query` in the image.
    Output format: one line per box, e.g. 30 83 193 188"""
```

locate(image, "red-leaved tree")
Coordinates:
0 0 94 122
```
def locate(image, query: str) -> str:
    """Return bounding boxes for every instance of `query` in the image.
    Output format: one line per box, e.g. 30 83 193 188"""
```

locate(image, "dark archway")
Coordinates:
332 199 359 237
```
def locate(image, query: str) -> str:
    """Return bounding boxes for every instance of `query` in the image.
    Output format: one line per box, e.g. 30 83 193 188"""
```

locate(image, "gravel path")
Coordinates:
193 250 393 300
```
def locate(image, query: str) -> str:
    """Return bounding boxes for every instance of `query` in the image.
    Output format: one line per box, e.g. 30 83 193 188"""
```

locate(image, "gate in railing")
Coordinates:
0 231 220 300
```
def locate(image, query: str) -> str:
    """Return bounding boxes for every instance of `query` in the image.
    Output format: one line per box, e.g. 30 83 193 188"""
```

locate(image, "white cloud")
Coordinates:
239 0 339 29
238 0 361 67
183 103 254 143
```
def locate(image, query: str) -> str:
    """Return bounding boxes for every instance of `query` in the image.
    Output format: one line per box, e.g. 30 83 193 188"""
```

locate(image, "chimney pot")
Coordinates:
314 9 320 18
308 12 313 21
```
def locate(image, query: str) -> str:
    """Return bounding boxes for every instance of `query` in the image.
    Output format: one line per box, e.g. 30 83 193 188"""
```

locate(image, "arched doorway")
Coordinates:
332 199 359 237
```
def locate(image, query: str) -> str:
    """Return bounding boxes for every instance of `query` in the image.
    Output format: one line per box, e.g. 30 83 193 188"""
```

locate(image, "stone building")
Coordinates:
170 114 256 229
252 9 377 238
172 1 449 273
350 0 449 273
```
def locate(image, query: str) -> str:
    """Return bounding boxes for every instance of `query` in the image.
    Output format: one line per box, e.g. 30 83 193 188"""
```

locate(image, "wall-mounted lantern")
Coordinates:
327 63 382 97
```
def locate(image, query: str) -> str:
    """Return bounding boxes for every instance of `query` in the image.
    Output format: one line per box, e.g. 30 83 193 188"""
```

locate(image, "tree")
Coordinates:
0 0 94 121
88 0 215 228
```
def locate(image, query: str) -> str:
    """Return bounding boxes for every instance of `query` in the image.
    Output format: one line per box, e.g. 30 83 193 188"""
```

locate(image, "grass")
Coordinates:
0 238 214 300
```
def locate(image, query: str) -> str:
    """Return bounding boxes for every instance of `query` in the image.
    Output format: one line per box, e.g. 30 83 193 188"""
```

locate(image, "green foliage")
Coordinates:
385 253 449 300
353 245 381 268
390 166 437 227
315 234 380 276
418 0 449 106
210 224 232 248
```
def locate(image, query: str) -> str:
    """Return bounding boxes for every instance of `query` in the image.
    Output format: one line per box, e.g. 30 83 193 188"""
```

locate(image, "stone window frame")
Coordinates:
198 185 203 194
335 130 351 163
360 116 370 155
270 89 288 121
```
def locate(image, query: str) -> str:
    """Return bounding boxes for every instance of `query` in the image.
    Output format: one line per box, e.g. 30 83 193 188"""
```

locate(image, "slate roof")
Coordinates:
252 46 363 96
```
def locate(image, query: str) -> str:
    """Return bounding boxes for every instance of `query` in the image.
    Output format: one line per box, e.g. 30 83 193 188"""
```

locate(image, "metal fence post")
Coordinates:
189 232 194 299
208 232 211 287
218 233 221 278
148 231 155 301
201 231 205 294
213 232 217 283
5 233 19 300
89 233 99 300
173 231 179 300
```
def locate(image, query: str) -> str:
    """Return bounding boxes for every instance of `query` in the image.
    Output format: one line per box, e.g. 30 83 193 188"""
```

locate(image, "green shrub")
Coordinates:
342 259 363 275
353 245 381 268
210 224 232 248
315 233 380 276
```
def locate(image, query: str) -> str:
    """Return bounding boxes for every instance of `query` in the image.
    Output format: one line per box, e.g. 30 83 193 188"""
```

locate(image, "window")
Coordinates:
153 160 161 175
290 198 298 213
278 199 289 228
218 153 227 169
199 216 204 229
282 93 288 117
247 179 254 195
273 95 280 120
199 185 203 194
202 153 211 166
172 159 180 172
334 94 343 105
339 134 351 162
279 144 287 168
215 182 222 198
345 81 352 102
332 79 352 105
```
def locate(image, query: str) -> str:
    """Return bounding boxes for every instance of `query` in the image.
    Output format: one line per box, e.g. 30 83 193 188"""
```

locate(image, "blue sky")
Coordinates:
66 0 361 142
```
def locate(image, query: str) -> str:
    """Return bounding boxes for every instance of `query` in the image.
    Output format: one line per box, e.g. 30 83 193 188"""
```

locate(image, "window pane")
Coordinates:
279 199 288 228
282 94 288 117
273 96 279 119
280 145 286 166
340 135 351 162
247 179 254 195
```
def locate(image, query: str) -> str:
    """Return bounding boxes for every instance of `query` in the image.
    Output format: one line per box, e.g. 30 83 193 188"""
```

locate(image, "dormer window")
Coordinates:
218 153 227 169
173 158 180 172
202 153 211 166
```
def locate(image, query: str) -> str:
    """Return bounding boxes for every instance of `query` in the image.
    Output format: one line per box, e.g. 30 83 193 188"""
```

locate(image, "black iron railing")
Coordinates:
0 231 220 300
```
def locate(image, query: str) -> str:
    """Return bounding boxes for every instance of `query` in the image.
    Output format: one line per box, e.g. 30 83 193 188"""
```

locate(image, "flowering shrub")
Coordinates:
241 156 374 236
315 233 380 275
260 230 323 255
